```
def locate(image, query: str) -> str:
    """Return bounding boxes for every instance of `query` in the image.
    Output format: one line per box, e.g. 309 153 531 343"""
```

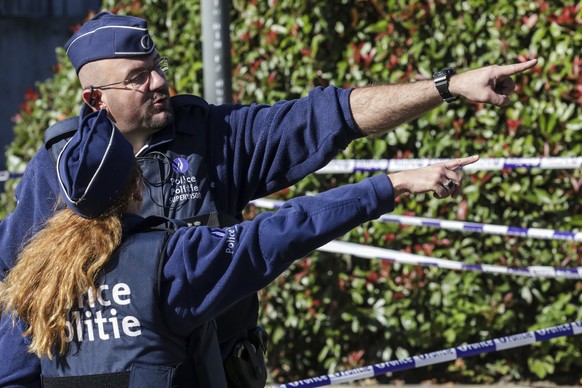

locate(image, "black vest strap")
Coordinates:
183 211 240 228
138 215 229 388
188 321 229 388
42 372 129 388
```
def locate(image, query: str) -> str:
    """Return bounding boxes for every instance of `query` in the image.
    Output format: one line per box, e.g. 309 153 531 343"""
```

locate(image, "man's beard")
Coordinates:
143 89 175 131
144 107 174 132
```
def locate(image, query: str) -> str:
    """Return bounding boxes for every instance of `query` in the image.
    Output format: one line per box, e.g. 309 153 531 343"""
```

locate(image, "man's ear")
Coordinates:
82 87 104 110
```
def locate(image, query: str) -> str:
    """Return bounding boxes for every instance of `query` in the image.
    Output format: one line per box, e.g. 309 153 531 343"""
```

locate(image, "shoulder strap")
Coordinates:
183 211 240 228
145 216 228 387
44 117 79 164
187 321 228 388
141 212 240 230
132 216 188 233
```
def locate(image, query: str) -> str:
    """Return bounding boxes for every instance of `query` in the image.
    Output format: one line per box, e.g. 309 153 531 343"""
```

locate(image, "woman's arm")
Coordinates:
161 156 479 335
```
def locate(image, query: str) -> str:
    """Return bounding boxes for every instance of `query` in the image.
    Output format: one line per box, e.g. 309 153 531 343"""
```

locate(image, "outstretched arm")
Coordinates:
350 59 537 135
163 155 480 333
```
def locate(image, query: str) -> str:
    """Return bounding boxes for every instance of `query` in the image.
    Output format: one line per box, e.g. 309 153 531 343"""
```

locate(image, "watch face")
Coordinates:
434 68 455 78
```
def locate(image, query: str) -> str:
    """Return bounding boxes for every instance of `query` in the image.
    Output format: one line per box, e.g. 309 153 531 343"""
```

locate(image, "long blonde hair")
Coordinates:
0 166 139 359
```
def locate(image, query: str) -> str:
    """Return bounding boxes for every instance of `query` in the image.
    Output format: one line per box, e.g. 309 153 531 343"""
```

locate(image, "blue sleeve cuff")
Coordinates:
367 174 396 217
337 87 365 138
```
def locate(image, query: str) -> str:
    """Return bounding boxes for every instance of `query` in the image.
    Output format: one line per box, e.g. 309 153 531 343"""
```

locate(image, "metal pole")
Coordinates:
201 0 233 104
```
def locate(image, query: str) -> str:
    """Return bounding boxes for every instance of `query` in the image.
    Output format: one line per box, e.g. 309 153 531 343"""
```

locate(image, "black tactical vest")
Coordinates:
40 217 227 388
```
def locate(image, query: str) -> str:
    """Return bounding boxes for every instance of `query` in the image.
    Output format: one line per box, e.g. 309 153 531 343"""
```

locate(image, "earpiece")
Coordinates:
89 86 96 106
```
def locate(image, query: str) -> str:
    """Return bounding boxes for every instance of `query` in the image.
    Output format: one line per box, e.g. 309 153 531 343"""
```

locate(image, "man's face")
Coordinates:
91 54 174 137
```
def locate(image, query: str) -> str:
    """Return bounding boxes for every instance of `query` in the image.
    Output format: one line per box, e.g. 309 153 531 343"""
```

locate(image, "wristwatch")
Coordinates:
432 68 458 103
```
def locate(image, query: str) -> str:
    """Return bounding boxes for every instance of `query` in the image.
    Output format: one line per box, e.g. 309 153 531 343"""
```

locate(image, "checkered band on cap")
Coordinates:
65 11 156 73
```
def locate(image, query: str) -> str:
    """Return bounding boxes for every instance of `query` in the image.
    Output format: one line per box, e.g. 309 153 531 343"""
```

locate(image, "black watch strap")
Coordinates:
433 68 458 103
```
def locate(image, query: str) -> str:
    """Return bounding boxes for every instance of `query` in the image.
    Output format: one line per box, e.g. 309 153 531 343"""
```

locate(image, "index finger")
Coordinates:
444 155 480 170
497 58 538 76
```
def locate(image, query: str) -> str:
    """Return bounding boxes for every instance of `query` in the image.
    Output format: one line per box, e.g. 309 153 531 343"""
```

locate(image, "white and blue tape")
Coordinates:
272 321 582 387
315 157 582 174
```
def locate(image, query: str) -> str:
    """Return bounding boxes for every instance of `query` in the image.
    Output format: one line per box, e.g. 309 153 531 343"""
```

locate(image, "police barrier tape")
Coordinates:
315 157 582 174
379 214 582 242
251 199 582 278
319 240 582 279
1 156 581 182
250 198 582 242
0 171 23 182
252 198 582 278
270 321 582 388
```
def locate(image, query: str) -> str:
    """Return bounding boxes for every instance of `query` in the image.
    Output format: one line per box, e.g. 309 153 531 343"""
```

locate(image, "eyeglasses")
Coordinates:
88 57 169 91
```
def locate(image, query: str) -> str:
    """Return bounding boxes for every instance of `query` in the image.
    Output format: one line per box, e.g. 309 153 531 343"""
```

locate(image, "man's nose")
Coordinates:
149 68 167 90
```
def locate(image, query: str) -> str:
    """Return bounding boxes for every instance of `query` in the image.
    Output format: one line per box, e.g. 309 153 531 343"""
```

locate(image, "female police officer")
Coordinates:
0 109 478 387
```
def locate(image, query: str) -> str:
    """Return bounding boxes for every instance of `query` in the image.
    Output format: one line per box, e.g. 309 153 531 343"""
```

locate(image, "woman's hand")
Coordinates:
388 155 480 199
